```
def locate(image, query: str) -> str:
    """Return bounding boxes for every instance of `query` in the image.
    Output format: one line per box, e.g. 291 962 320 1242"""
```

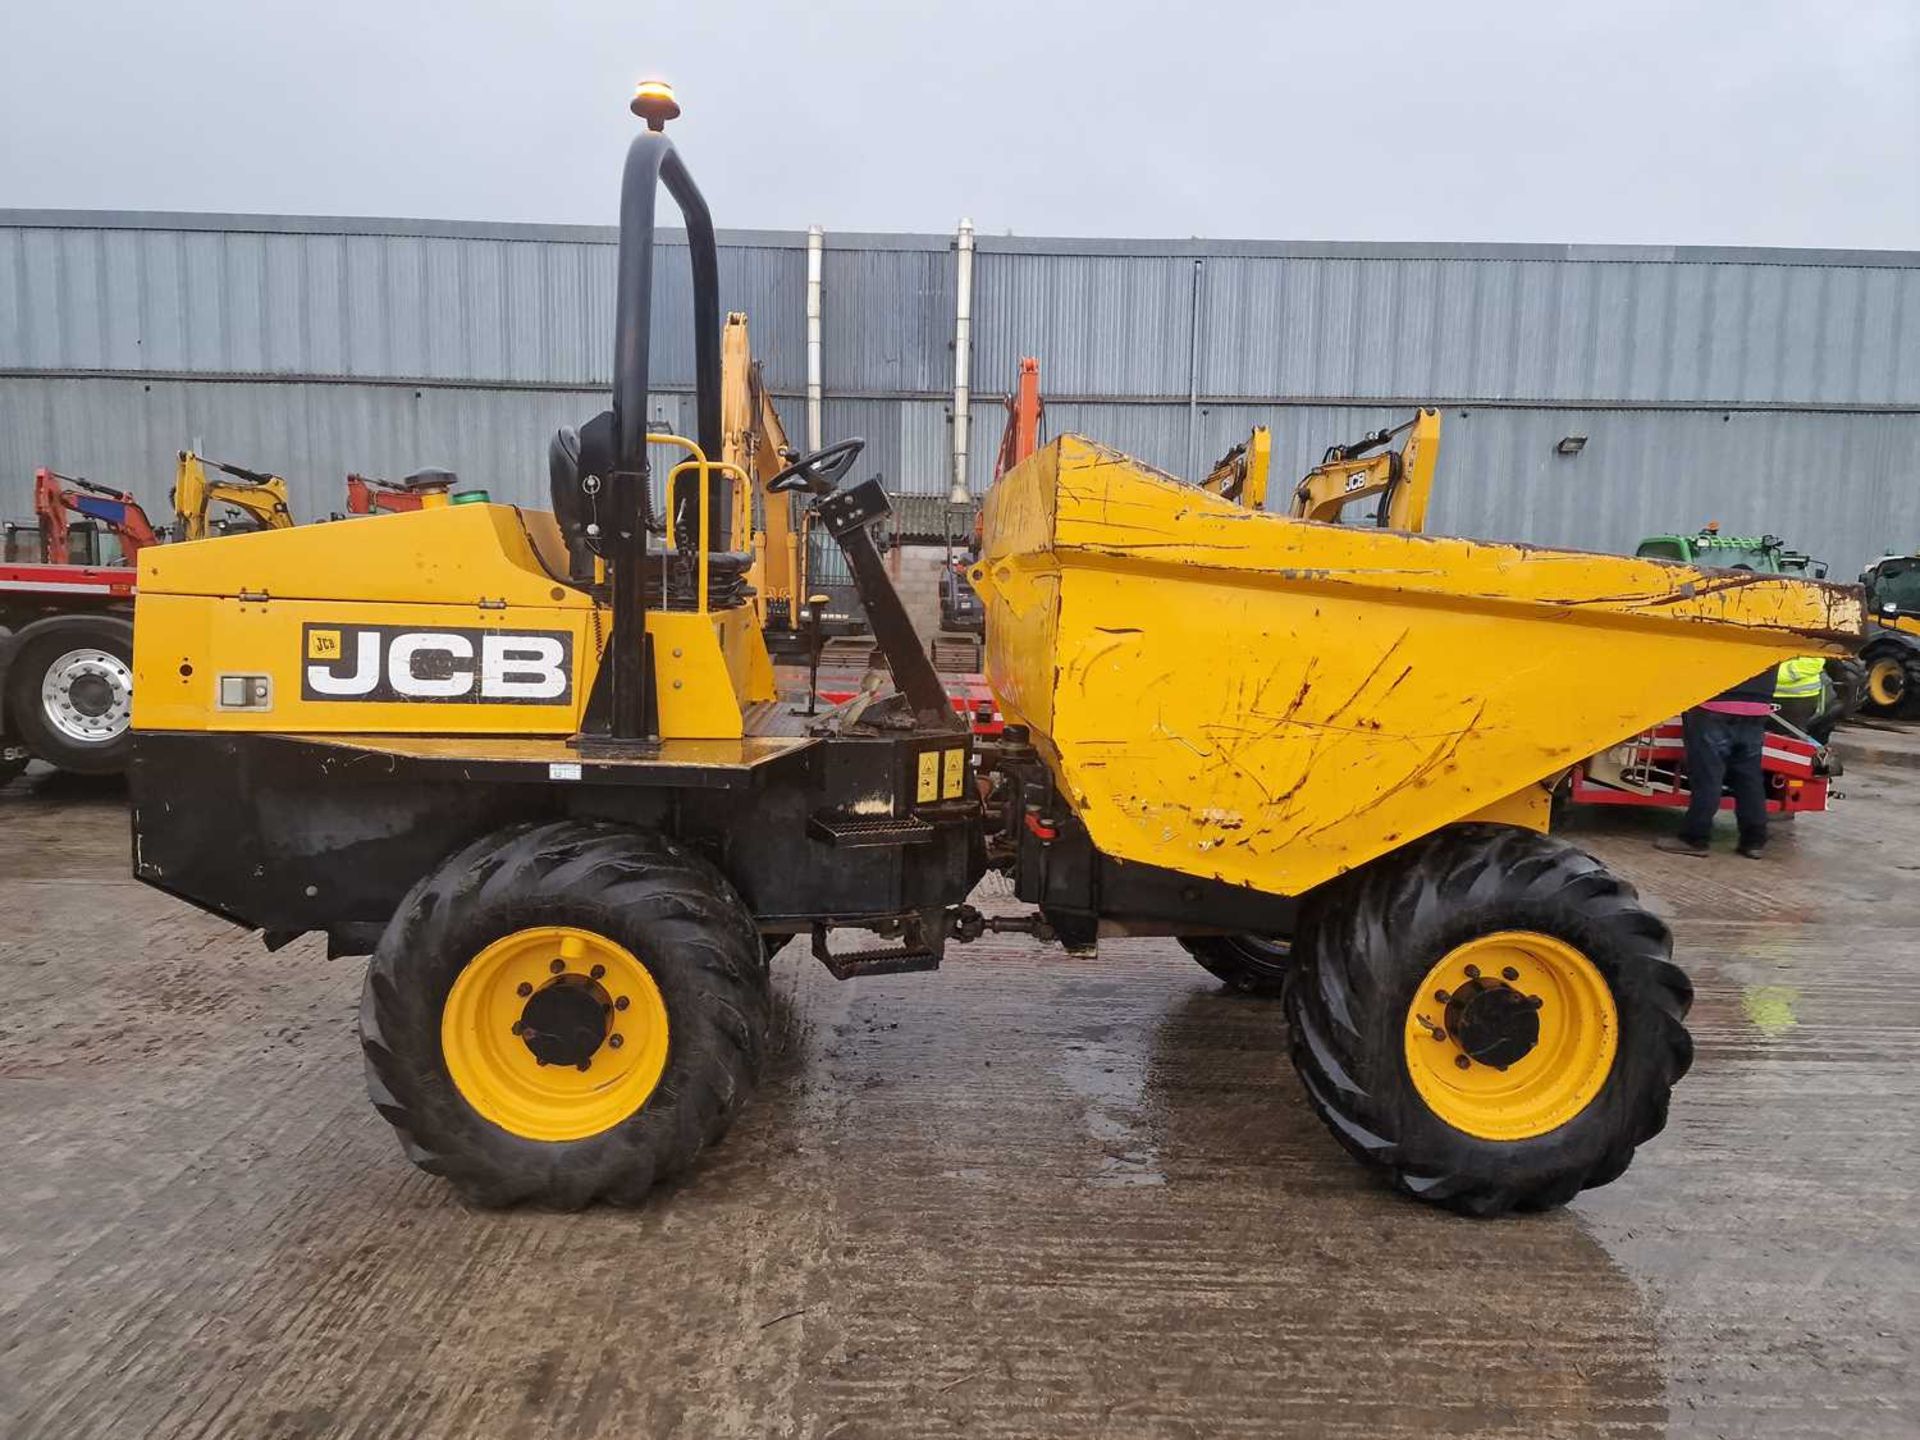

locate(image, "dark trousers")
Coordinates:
1680 709 1770 849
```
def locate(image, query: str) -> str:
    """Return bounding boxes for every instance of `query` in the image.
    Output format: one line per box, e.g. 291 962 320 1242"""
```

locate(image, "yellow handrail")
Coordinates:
648 433 747 616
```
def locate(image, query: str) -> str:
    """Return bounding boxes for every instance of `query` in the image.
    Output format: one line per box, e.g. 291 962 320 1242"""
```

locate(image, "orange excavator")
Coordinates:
30 468 162 566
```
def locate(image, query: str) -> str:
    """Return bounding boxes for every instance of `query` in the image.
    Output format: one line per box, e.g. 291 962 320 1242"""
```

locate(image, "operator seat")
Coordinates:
548 416 753 609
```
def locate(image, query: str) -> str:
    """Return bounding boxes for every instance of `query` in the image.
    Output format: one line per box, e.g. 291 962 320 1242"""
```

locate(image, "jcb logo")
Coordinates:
301 624 572 704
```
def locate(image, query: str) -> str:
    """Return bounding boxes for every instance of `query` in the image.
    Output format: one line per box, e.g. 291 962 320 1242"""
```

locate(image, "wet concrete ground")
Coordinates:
2 726 1917 1438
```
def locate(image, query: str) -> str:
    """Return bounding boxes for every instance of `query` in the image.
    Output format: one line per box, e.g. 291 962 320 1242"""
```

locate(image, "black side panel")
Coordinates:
129 732 983 950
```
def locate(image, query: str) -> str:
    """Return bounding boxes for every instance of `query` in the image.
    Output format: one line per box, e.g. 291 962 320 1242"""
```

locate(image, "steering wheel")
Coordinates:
766 437 866 496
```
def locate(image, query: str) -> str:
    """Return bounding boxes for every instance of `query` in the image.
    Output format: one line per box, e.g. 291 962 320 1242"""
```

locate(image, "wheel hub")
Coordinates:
518 975 613 1069
1868 658 1905 707
40 647 134 744
1443 977 1540 1070
1403 931 1618 1142
441 926 671 1142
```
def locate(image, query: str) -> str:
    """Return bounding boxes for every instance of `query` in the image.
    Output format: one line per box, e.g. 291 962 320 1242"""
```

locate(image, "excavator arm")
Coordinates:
33 467 161 565
720 312 804 632
1198 427 1273 509
174 451 297 541
1288 408 1441 532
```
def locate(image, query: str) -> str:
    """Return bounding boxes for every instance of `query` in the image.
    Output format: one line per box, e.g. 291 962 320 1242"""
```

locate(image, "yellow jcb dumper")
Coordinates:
127 86 1862 1216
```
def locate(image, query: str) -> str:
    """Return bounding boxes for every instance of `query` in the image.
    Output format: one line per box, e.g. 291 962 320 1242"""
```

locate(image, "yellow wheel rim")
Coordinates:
1868 658 1904 707
441 926 670 1142
1403 931 1617 1142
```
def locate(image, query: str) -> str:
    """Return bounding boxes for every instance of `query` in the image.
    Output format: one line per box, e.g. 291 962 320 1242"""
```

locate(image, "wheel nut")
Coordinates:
1455 1055 1472 1070
576 1060 591 1072
1434 989 1451 1004
1527 994 1544 1009
1502 966 1519 981
609 1034 624 1049
590 964 606 980
511 1021 525 1035
550 959 566 974
615 996 630 1011
516 982 533 997
1463 964 1480 979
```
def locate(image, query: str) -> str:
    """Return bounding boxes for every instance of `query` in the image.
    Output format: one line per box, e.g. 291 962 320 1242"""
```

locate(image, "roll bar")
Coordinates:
600 107 724 743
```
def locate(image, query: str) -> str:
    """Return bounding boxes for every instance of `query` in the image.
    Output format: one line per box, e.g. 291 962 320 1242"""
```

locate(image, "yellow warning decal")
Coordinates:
916 751 940 803
942 747 966 799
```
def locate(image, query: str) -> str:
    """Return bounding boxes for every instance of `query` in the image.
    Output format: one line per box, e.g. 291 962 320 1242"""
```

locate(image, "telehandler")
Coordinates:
128 84 1861 1216
1857 553 1920 717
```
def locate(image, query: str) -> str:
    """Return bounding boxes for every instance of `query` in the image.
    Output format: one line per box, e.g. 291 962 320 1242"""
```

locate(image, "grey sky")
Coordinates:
3 0 1917 248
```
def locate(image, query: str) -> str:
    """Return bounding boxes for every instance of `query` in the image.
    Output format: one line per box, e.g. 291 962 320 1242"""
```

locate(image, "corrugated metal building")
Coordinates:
3 210 1917 571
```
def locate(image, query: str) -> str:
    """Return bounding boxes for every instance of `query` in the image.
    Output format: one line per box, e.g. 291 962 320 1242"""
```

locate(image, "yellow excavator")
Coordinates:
1202 407 1441 529
171 451 297 541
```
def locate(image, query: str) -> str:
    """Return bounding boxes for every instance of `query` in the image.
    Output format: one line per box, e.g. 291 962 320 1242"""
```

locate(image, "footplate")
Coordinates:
807 813 936 847
811 913 944 980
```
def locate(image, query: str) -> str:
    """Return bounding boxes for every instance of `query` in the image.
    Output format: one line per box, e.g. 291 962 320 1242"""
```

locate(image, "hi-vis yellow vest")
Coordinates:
1775 657 1825 700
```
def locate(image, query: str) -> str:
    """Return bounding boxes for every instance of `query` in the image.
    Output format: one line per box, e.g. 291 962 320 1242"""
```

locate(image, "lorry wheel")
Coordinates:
4 615 136 774
1179 935 1291 996
359 819 770 1209
1283 823 1691 1217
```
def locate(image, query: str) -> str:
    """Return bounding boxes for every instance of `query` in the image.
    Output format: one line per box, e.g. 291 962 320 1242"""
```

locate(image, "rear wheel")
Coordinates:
1180 934 1291 996
1283 824 1691 1216
360 819 769 1208
4 615 135 774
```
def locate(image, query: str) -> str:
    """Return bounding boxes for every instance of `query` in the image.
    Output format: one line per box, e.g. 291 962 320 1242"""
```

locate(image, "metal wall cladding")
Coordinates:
1187 253 1920 405
0 219 807 391
7 216 1918 406
822 239 954 396
821 396 950 496
971 249 1202 398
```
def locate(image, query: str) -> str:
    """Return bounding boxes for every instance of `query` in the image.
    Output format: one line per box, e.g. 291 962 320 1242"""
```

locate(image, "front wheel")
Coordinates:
1179 934 1291 996
1284 824 1691 1216
1859 645 1919 718
360 819 770 1208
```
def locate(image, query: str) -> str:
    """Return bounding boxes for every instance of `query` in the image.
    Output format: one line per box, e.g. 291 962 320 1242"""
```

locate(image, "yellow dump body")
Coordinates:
974 436 1862 898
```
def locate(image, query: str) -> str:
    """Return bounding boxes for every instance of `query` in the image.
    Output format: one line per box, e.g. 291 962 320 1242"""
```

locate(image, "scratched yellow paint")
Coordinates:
974 436 1865 898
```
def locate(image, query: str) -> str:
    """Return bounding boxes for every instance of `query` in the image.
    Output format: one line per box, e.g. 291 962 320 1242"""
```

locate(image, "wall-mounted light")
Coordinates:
1556 435 1588 456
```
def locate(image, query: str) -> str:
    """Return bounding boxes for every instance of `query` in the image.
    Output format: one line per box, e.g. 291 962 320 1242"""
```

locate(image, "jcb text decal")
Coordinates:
301 624 573 704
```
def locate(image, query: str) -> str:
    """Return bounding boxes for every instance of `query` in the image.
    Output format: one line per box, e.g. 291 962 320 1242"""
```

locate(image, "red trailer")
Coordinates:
1565 719 1832 817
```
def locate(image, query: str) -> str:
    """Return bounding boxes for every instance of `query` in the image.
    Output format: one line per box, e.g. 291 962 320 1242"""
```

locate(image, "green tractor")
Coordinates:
1633 525 1825 577
1857 554 1920 718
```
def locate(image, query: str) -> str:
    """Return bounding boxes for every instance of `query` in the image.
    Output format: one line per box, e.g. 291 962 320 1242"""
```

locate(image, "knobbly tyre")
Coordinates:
127 84 1863 1216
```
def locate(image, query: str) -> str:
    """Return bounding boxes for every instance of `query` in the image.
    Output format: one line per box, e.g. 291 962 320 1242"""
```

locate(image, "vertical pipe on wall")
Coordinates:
805 225 825 452
1185 257 1204 478
950 218 976 504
